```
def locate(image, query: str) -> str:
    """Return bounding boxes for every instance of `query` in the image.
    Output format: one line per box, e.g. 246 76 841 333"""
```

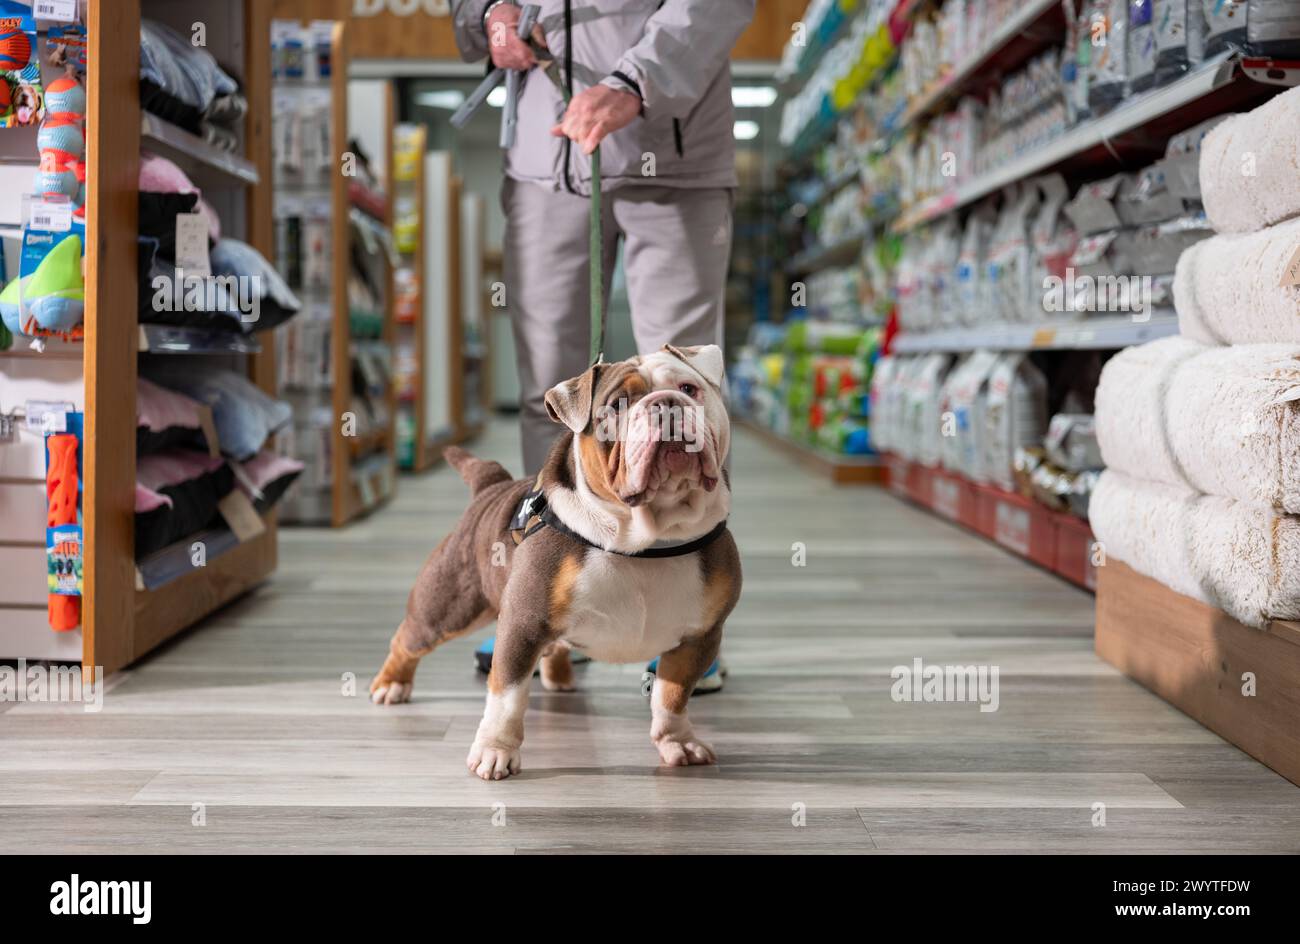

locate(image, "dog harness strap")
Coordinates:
509 488 727 558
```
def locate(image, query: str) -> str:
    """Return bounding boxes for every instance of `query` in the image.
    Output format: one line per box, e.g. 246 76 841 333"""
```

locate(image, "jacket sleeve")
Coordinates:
603 0 756 119
452 0 497 63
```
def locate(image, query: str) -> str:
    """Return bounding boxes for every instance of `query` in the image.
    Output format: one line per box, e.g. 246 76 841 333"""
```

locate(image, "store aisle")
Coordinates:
4 419 1300 853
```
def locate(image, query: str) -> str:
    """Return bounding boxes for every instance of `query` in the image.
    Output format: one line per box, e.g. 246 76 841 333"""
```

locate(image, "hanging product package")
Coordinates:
0 0 42 127
14 195 85 339
1201 0 1248 56
44 412 84 632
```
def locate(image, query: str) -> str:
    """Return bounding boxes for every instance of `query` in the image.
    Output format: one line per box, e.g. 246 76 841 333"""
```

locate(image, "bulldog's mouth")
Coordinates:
619 432 719 507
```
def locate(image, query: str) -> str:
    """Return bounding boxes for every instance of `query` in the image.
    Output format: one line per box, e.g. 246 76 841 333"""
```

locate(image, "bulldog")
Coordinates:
369 344 740 780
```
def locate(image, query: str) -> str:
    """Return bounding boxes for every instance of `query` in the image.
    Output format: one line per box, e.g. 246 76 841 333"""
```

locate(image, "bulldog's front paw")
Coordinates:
369 676 412 705
467 741 521 780
653 733 716 767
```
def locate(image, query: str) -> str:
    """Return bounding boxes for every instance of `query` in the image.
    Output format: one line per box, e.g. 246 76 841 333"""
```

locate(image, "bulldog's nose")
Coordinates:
641 391 693 442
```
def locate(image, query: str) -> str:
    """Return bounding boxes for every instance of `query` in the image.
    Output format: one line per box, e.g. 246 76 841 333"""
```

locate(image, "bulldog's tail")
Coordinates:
443 446 513 497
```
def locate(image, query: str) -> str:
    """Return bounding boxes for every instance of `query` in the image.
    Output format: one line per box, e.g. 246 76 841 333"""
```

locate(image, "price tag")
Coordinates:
175 212 212 277
25 400 74 434
218 491 266 543
1030 327 1057 348
34 0 77 22
29 199 72 233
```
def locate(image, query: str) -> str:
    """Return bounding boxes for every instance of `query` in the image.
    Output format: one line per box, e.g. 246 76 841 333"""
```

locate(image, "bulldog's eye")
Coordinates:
679 383 699 399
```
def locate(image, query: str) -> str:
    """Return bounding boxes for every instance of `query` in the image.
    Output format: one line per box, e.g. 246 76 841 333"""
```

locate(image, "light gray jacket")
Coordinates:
452 0 755 194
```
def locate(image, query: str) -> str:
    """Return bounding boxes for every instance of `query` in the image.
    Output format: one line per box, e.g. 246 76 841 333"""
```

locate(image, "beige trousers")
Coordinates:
501 177 732 474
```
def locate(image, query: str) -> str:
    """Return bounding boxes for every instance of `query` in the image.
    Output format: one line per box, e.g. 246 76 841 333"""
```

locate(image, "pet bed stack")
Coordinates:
1090 85 1300 785
1092 84 1300 628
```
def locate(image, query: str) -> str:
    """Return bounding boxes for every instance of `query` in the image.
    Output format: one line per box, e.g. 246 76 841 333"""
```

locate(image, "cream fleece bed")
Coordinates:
1200 84 1300 235
1174 215 1300 345
1095 336 1300 513
1090 470 1300 629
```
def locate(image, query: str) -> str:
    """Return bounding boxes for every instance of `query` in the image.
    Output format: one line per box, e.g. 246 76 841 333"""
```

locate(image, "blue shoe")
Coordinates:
644 657 726 695
474 636 591 674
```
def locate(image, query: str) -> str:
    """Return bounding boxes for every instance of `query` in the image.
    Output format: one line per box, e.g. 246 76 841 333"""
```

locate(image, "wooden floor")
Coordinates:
5 418 1300 854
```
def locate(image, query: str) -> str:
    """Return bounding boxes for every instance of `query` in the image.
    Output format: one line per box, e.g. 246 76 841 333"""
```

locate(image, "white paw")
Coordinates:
653 734 716 767
369 680 412 705
467 742 521 780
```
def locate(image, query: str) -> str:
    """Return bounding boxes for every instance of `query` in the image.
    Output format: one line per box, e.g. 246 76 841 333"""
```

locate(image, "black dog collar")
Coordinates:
509 488 727 559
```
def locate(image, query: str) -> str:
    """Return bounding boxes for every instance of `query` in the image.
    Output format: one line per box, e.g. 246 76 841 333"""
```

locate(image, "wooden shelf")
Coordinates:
74 0 278 676
137 323 262 355
140 110 260 188
1097 559 1300 786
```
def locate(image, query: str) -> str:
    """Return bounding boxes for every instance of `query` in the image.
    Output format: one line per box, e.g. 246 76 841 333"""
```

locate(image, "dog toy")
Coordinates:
45 432 81 632
0 27 30 71
25 233 84 332
43 75 84 116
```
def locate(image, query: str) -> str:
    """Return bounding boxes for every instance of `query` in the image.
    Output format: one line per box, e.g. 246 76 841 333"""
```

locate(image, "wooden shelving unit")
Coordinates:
271 21 397 526
0 0 280 676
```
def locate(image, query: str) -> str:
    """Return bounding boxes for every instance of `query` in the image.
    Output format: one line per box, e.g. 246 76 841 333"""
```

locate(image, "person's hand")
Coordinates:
550 85 641 155
485 3 544 71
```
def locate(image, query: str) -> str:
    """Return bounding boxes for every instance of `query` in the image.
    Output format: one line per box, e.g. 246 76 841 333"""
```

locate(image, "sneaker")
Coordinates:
644 657 726 695
474 636 591 674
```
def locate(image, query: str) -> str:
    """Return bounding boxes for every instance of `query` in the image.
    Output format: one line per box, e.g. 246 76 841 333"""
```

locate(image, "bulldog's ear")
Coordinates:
544 365 600 433
663 343 725 389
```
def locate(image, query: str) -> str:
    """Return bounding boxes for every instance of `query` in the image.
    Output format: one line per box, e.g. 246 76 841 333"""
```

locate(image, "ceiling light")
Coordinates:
415 90 466 109
732 86 778 108
733 120 760 140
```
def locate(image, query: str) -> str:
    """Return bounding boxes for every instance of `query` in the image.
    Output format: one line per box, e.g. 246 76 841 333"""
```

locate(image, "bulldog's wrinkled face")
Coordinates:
544 344 730 509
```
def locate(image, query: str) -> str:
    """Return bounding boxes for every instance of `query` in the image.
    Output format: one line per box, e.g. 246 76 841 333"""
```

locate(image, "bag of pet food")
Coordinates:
1202 0 1248 56
986 185 1040 323
911 353 954 468
1087 0 1130 114
982 353 1049 492
1153 0 1207 84
949 349 1002 483
1129 1 1158 92
1029 174 1079 321
956 201 997 327
1245 0 1300 56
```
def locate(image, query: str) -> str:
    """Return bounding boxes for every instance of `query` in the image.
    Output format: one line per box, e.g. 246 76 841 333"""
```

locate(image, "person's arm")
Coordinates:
601 0 756 119
452 0 538 69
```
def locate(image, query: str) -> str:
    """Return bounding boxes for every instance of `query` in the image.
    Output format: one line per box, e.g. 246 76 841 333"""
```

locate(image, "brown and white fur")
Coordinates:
369 344 741 780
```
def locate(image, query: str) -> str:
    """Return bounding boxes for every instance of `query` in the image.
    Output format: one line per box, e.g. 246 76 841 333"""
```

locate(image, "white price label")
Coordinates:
34 0 77 23
174 212 212 277
29 200 72 233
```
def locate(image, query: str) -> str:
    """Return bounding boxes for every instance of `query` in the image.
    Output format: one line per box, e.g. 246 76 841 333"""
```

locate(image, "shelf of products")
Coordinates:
893 54 1245 232
270 20 397 526
0 0 290 674
892 314 1180 353
139 110 260 187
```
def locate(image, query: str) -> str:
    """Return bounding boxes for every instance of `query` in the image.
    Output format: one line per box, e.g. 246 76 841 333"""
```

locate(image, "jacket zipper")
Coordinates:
673 118 683 158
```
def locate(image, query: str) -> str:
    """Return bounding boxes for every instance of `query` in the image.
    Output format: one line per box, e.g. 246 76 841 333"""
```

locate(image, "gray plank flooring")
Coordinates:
3 418 1298 853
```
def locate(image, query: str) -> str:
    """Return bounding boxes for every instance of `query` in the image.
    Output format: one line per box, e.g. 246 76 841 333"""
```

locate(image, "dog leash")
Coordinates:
554 66 605 367
454 3 606 365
